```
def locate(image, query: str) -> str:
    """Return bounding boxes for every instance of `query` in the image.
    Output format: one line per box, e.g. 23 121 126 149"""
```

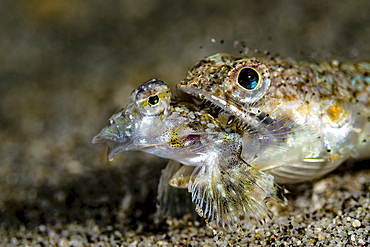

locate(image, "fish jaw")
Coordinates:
92 105 136 161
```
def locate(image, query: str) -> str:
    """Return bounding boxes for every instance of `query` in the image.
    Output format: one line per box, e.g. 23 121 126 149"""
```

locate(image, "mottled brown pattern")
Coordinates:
180 55 370 107
178 54 370 183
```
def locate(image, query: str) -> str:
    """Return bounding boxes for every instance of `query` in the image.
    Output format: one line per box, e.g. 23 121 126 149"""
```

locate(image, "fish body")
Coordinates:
93 53 370 230
178 54 370 183
93 79 285 230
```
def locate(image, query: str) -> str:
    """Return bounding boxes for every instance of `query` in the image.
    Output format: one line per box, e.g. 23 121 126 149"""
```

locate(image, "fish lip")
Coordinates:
91 134 110 144
92 124 133 161
178 84 231 112
177 84 207 102
106 141 132 161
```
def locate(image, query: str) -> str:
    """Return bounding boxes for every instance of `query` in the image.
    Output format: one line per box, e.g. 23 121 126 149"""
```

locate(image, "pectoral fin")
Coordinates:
188 159 286 230
156 160 195 217
169 165 196 188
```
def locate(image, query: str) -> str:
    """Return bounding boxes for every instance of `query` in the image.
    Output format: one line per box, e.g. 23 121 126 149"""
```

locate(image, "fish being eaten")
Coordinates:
93 78 285 230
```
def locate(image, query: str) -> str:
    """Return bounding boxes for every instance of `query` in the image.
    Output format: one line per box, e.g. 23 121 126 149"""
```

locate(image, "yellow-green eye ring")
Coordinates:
148 95 159 106
237 67 260 90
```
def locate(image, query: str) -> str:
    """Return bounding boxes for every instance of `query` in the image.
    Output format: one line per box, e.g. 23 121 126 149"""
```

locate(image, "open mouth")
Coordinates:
92 124 133 161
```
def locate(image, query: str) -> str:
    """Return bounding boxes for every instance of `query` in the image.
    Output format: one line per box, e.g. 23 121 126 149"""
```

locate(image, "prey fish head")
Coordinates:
92 78 172 161
92 78 224 164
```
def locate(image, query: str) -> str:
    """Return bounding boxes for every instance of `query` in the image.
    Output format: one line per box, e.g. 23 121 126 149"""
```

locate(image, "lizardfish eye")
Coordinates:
237 67 260 90
148 95 159 106
225 61 270 104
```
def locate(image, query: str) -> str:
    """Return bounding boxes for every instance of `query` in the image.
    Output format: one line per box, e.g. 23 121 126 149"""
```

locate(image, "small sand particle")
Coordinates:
352 219 361 227
317 233 325 240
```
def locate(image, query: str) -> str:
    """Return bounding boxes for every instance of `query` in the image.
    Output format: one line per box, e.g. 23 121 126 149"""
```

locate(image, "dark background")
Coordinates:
0 0 369 245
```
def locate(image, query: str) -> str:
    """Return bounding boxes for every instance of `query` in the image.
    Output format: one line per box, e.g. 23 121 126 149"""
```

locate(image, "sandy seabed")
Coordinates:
0 0 369 246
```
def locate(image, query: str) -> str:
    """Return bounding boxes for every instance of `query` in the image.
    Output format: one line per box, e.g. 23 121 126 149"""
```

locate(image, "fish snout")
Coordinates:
92 113 133 161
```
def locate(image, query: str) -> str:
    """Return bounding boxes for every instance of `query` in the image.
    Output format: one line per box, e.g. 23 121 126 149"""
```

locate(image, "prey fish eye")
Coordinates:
148 95 159 106
131 79 171 116
237 67 260 90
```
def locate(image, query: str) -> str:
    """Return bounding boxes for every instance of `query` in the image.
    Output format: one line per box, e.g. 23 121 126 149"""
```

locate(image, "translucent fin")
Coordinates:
239 110 334 183
188 159 286 231
268 158 345 183
169 165 196 188
156 160 194 217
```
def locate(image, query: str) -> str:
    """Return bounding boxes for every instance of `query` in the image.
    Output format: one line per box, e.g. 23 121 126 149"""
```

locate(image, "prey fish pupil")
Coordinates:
148 95 159 105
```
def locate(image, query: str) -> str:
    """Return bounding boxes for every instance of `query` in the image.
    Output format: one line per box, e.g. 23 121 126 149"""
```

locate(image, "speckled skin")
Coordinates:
93 79 286 230
178 54 370 183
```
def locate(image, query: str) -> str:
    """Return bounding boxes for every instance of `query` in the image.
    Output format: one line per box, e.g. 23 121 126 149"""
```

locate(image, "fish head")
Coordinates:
92 79 171 161
177 53 271 115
